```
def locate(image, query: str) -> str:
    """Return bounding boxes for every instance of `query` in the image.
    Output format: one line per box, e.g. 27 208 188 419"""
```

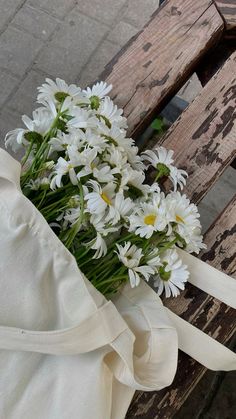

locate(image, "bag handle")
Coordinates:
178 249 236 309
167 249 236 371
166 309 236 371
0 301 129 355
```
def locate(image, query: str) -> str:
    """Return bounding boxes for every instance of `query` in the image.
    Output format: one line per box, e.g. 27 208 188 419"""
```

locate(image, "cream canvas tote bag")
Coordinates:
0 149 235 419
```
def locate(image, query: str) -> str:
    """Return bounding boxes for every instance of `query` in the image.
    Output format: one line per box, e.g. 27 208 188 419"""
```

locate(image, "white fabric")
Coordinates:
0 148 235 419
178 248 236 309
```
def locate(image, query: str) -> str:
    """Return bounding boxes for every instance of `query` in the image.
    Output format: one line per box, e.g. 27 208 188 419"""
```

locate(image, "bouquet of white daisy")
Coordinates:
5 78 206 298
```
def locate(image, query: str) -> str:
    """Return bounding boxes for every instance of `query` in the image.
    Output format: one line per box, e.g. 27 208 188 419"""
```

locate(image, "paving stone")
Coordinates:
178 73 202 103
219 166 236 190
0 0 24 32
11 5 59 40
198 202 218 233
52 11 108 52
34 45 83 82
0 107 23 160
76 0 127 25
122 0 160 27
27 0 77 19
107 21 138 46
78 40 121 87
7 70 51 115
0 27 42 77
200 168 236 215
0 69 19 107
35 11 108 81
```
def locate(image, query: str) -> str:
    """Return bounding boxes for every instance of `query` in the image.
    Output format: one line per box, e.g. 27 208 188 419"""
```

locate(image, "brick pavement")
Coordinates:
0 0 159 142
0 1 234 417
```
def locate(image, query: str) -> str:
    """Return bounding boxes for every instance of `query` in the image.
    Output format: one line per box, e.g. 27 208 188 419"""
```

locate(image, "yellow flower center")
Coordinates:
144 214 156 226
101 192 112 205
176 214 185 223
67 163 74 170
90 161 96 169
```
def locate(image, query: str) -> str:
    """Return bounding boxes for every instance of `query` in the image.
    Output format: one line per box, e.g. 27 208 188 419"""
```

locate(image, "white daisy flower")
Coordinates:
98 124 142 169
120 168 149 198
114 193 134 220
97 97 127 129
5 108 54 151
154 249 189 298
87 233 107 259
149 182 161 194
83 81 112 99
169 165 188 191
104 145 128 169
142 146 188 190
63 207 81 227
68 108 97 129
5 128 28 152
26 177 50 191
146 250 161 270
183 227 206 254
37 78 85 104
128 201 169 239
84 180 116 219
167 192 201 239
116 242 154 287
67 145 98 169
91 217 120 236
23 108 54 134
50 157 78 189
98 193 135 226
142 146 174 171
49 130 85 154
85 129 108 152
92 164 118 183
83 81 112 110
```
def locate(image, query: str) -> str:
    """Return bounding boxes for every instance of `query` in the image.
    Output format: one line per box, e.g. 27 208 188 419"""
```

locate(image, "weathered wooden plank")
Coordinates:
156 51 236 204
126 195 236 418
101 0 223 137
215 0 236 32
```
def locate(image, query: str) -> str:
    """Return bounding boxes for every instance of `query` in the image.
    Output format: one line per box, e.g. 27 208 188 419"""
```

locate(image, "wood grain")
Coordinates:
157 51 236 204
126 195 236 418
101 0 223 138
215 0 236 31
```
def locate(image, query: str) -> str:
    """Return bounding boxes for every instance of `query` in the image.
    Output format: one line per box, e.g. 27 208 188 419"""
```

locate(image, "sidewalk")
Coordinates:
0 0 159 140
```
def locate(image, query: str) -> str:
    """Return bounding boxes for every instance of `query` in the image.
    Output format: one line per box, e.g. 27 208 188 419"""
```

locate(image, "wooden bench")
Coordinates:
99 0 236 417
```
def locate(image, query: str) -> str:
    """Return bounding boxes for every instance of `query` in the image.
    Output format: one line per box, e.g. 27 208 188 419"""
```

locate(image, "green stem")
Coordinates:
21 141 34 167
64 181 84 249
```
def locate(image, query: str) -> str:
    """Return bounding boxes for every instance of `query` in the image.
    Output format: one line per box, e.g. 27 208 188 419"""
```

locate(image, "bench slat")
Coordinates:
101 0 223 137
126 195 236 418
158 51 236 204
215 0 236 32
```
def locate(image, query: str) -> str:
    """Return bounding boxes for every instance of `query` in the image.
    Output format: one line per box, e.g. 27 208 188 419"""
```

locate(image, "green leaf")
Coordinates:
151 117 165 132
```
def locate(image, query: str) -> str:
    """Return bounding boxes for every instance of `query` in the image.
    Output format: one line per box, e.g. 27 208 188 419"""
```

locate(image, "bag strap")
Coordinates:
166 309 236 371
178 249 236 309
0 301 129 355
167 249 236 371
